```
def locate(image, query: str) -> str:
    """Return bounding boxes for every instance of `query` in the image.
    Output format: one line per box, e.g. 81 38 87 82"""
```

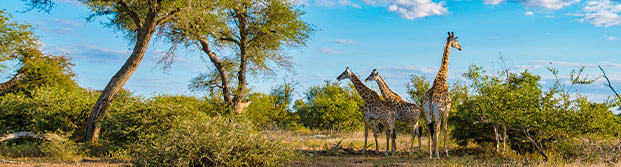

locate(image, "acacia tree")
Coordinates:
0 9 37 71
168 0 313 113
24 0 194 143
77 0 193 143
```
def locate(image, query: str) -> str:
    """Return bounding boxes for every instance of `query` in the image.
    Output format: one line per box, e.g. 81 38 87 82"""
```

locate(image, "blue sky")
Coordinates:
1 0 621 103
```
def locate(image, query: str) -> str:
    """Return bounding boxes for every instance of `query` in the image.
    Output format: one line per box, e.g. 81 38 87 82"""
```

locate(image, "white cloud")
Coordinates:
484 0 579 10
513 64 543 71
574 0 621 27
604 34 618 40
320 47 342 54
525 11 535 16
385 0 448 20
329 39 356 44
315 0 361 8
484 0 505 5
531 60 621 68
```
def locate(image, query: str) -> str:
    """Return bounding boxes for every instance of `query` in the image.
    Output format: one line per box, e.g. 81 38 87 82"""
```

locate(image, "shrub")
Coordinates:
99 94 206 153
0 86 97 140
0 133 80 160
131 116 292 167
294 81 364 131
243 92 302 130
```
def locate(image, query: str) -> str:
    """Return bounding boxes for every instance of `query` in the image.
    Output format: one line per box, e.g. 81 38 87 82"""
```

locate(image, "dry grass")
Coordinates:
270 129 621 167
0 157 130 167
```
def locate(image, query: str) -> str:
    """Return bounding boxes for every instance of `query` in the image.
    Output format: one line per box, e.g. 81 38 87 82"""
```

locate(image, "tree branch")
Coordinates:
218 37 240 45
118 0 143 29
156 8 181 25
598 65 620 100
523 128 548 161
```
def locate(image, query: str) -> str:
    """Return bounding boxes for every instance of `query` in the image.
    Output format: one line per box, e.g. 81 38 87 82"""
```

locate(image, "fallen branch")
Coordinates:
0 131 64 142
523 128 548 161
331 140 361 154
0 159 17 164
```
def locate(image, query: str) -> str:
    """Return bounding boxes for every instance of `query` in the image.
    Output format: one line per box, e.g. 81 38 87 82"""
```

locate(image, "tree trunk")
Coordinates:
231 10 248 113
198 38 233 109
493 124 500 153
501 125 507 153
84 15 157 143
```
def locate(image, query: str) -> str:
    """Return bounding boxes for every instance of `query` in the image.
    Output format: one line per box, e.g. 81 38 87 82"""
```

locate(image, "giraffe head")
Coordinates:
337 67 353 81
447 32 462 51
364 69 379 82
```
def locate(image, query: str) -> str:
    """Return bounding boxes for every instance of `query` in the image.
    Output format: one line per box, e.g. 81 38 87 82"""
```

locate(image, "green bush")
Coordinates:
294 81 364 131
131 116 292 167
0 133 80 160
244 92 302 130
0 86 97 140
99 94 207 153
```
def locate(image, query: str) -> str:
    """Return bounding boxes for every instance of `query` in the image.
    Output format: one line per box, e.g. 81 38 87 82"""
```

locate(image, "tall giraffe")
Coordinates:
365 69 422 152
337 67 396 155
0 73 26 95
423 32 461 159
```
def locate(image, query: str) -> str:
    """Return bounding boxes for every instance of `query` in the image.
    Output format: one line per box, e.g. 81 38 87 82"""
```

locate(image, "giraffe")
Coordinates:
365 69 422 153
423 32 461 159
0 73 26 96
337 67 396 155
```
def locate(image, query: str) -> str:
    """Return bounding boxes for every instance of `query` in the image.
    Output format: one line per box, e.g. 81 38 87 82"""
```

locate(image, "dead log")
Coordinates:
0 131 64 142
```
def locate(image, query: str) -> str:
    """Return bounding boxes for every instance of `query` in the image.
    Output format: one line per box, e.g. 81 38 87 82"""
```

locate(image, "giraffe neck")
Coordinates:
349 73 382 101
0 74 22 93
435 41 451 83
375 75 404 103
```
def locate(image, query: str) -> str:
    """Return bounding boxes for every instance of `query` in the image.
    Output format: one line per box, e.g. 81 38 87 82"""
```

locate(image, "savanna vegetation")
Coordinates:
1 0 620 166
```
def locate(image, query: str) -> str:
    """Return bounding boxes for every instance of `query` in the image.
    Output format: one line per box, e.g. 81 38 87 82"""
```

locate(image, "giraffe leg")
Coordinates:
410 120 416 153
372 120 379 155
443 104 450 157
385 125 390 156
432 104 441 159
362 118 370 154
412 120 421 152
391 122 396 154
428 122 434 159
434 123 440 159
423 100 434 159
442 111 449 156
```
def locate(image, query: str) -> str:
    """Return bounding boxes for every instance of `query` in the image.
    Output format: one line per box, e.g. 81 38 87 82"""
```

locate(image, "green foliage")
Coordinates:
79 0 189 39
0 133 80 160
0 9 37 71
295 81 364 131
244 93 302 129
0 50 91 140
0 86 97 141
100 94 209 152
9 49 77 94
131 116 292 167
406 74 430 107
243 82 303 129
451 64 621 159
